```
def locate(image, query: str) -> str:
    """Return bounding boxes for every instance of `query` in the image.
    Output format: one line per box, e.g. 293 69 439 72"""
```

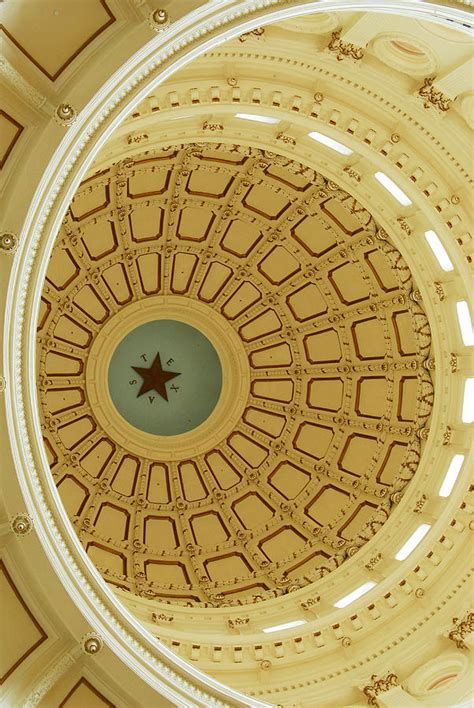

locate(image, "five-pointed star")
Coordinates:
132 352 180 401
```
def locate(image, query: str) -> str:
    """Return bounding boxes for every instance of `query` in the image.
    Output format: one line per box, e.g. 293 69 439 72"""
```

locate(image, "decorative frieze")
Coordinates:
0 56 49 110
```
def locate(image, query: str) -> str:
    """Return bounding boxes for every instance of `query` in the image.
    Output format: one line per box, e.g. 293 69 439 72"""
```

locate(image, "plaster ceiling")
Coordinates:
0 560 47 685
37 142 434 606
0 0 115 81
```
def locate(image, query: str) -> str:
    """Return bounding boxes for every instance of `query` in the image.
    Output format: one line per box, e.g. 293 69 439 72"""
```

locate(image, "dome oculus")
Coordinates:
108 319 222 436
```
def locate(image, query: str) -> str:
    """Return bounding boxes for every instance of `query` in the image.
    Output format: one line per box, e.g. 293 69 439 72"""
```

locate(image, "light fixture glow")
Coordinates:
334 581 376 609
307 131 353 155
395 523 431 561
456 301 474 346
262 619 307 633
439 454 465 497
234 113 280 125
374 172 412 206
462 378 474 423
424 230 454 271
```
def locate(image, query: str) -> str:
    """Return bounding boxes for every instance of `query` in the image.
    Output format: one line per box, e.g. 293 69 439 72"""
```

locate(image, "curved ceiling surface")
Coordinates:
37 142 434 606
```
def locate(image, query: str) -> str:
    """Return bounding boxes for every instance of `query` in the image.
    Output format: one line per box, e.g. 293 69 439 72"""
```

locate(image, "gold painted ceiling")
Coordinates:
37 142 434 606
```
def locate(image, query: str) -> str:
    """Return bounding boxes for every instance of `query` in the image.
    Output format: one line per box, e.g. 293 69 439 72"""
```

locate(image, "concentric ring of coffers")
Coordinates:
37 142 434 606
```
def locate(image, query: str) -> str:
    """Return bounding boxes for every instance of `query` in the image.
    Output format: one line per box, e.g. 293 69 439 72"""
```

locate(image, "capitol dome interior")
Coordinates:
1 1 473 707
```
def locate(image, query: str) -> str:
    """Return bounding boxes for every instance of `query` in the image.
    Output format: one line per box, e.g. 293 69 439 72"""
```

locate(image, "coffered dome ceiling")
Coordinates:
2 1 472 705
37 142 434 606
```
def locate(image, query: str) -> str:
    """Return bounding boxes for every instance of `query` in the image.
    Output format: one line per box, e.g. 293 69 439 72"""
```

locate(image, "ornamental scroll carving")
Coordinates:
362 672 399 706
239 27 265 43
418 77 452 112
448 611 474 650
202 120 224 131
227 616 250 629
328 31 364 61
152 612 174 623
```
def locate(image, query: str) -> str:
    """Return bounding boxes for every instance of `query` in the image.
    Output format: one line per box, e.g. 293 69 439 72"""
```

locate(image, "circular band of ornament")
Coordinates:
86 296 250 460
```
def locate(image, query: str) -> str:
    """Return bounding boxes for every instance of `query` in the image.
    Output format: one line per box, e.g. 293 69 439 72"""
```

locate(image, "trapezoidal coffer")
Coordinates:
37 142 433 606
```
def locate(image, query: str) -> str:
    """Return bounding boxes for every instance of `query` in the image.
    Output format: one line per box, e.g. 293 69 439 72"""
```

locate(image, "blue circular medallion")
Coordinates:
108 320 222 435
